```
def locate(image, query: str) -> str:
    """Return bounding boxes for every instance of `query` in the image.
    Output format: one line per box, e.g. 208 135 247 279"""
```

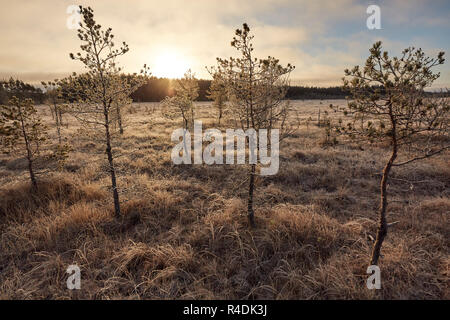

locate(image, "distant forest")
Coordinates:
0 79 46 104
131 77 351 102
1 76 448 105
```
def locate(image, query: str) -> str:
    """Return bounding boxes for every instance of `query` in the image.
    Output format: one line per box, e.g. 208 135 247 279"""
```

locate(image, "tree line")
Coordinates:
0 79 46 105
0 76 352 104
2 74 447 106
131 78 351 101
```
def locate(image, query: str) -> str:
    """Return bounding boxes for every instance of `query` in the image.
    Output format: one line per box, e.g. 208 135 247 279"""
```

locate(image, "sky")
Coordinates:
1 0 449 87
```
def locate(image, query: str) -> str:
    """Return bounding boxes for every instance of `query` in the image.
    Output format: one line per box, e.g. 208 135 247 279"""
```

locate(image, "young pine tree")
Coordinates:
68 6 149 218
41 80 66 144
209 23 294 227
207 72 227 125
335 42 449 265
0 95 47 189
162 69 199 130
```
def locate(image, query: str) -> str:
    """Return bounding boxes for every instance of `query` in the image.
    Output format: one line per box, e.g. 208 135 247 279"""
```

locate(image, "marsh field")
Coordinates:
0 100 448 299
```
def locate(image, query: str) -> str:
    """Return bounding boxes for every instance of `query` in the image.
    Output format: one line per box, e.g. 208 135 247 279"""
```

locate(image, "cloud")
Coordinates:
0 0 448 87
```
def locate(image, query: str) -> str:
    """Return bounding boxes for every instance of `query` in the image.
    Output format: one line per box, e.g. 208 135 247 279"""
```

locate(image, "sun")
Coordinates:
152 50 190 79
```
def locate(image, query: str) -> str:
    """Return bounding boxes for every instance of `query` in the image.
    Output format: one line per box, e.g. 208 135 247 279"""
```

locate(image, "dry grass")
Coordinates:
0 100 448 299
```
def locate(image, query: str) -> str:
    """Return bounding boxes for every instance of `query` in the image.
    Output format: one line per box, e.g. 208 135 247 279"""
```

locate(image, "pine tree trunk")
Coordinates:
247 163 256 227
24 137 37 189
55 106 62 145
116 104 123 134
49 106 55 120
104 110 121 219
370 119 397 265
19 111 37 190
27 154 37 190
58 109 64 126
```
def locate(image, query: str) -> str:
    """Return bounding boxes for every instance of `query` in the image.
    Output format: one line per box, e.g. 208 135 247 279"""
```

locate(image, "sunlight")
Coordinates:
151 50 190 79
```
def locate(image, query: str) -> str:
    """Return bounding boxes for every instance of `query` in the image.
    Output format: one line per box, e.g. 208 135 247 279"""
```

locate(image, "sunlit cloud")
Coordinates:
0 0 449 87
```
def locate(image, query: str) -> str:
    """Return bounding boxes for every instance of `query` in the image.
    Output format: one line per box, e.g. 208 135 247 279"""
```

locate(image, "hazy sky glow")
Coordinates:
1 0 449 87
